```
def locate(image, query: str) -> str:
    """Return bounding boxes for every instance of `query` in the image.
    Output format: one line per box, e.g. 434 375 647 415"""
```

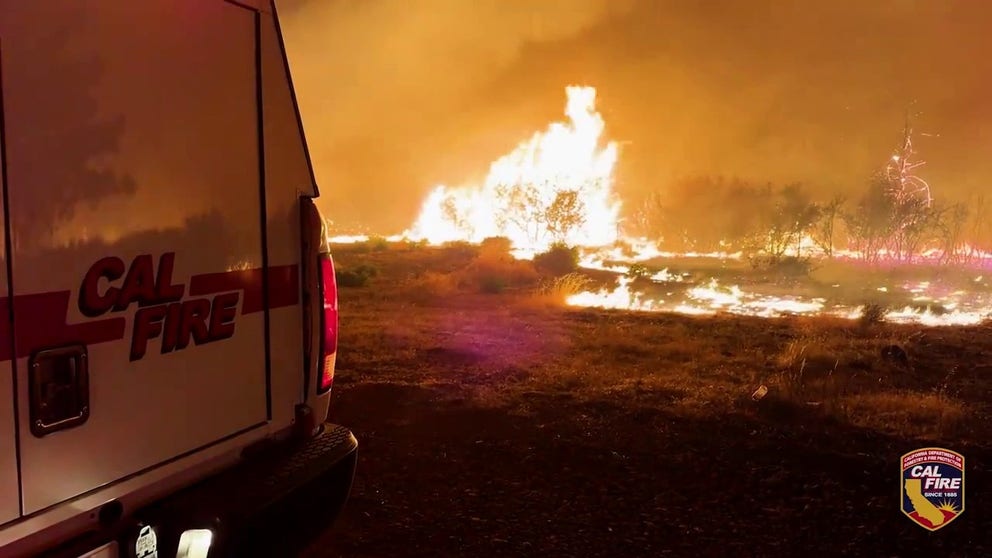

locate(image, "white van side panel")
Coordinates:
263 2 333 423
1 0 270 514
260 9 314 429
0 376 15 524
0 183 16 523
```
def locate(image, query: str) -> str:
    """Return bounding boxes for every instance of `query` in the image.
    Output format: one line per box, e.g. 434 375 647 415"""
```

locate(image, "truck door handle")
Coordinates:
28 345 90 437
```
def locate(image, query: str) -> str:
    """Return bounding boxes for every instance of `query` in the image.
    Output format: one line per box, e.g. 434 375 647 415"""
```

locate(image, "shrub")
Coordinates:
478 274 508 294
479 236 513 256
337 270 368 288
859 303 887 326
336 264 378 288
459 246 539 294
358 264 378 278
533 242 579 276
402 238 429 250
442 240 480 260
404 271 459 301
533 272 593 305
368 236 390 251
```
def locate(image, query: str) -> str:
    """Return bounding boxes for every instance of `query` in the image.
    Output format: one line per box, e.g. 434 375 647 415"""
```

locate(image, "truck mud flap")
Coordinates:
130 423 357 557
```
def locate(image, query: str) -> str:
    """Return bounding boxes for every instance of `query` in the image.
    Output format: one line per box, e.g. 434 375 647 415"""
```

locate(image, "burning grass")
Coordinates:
317 242 992 556
330 241 992 443
312 83 992 555
530 272 594 306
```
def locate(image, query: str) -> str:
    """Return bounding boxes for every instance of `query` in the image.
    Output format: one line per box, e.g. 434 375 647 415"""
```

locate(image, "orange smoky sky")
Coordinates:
278 0 992 233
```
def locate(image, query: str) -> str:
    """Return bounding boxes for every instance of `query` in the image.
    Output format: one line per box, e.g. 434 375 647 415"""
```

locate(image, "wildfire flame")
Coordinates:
324 84 992 328
404 86 620 252
564 275 990 326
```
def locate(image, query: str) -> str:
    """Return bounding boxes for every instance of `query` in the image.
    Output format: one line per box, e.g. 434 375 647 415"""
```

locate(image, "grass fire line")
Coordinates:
318 218 991 557
326 86 992 328
326 239 980 454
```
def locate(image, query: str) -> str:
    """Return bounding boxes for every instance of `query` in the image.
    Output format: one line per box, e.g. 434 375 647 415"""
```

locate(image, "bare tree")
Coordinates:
545 189 586 243
843 174 898 264
812 195 845 258
643 176 773 253
935 202 969 266
441 196 471 236
885 108 933 207
744 183 821 264
630 190 667 242
495 181 546 244
843 112 939 265
966 195 992 265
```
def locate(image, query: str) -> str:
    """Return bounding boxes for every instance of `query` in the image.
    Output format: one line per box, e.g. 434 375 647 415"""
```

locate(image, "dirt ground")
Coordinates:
301 244 992 557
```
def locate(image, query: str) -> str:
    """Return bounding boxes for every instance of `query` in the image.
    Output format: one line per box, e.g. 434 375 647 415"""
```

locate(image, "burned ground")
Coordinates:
302 243 992 557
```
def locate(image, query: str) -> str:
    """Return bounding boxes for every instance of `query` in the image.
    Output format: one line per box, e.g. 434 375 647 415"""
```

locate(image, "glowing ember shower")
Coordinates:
404 86 621 252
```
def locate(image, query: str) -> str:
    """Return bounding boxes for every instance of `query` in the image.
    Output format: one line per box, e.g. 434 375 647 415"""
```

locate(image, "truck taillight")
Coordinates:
317 252 338 394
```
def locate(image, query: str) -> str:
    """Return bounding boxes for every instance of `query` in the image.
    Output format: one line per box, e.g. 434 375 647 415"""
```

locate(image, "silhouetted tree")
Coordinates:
812 195 845 258
843 173 899 263
495 181 546 244
545 189 586 243
967 195 992 264
936 202 969 265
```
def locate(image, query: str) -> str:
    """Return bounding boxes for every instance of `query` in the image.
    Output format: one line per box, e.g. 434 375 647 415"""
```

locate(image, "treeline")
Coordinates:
629 175 992 266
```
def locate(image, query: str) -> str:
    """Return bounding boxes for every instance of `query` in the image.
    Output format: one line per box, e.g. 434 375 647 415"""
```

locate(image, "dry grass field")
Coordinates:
303 241 992 557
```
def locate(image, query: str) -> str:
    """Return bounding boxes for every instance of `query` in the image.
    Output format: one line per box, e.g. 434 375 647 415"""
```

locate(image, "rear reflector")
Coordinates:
317 252 338 394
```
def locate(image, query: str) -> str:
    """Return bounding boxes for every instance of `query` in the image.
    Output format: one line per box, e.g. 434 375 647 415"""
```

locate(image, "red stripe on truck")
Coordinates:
0 291 128 361
0 264 299 362
189 264 299 314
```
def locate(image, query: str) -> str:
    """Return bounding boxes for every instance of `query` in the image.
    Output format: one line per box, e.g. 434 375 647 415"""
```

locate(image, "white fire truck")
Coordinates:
0 1 356 556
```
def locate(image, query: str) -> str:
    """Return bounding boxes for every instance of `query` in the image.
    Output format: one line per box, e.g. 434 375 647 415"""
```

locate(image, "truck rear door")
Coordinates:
0 88 18 524
0 0 273 514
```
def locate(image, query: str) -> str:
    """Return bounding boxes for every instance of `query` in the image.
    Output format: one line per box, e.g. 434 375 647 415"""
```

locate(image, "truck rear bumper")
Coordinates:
50 423 357 558
142 422 358 557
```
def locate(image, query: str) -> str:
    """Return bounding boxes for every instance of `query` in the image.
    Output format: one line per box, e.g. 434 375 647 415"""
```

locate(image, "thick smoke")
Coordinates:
280 0 992 234
278 0 633 230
